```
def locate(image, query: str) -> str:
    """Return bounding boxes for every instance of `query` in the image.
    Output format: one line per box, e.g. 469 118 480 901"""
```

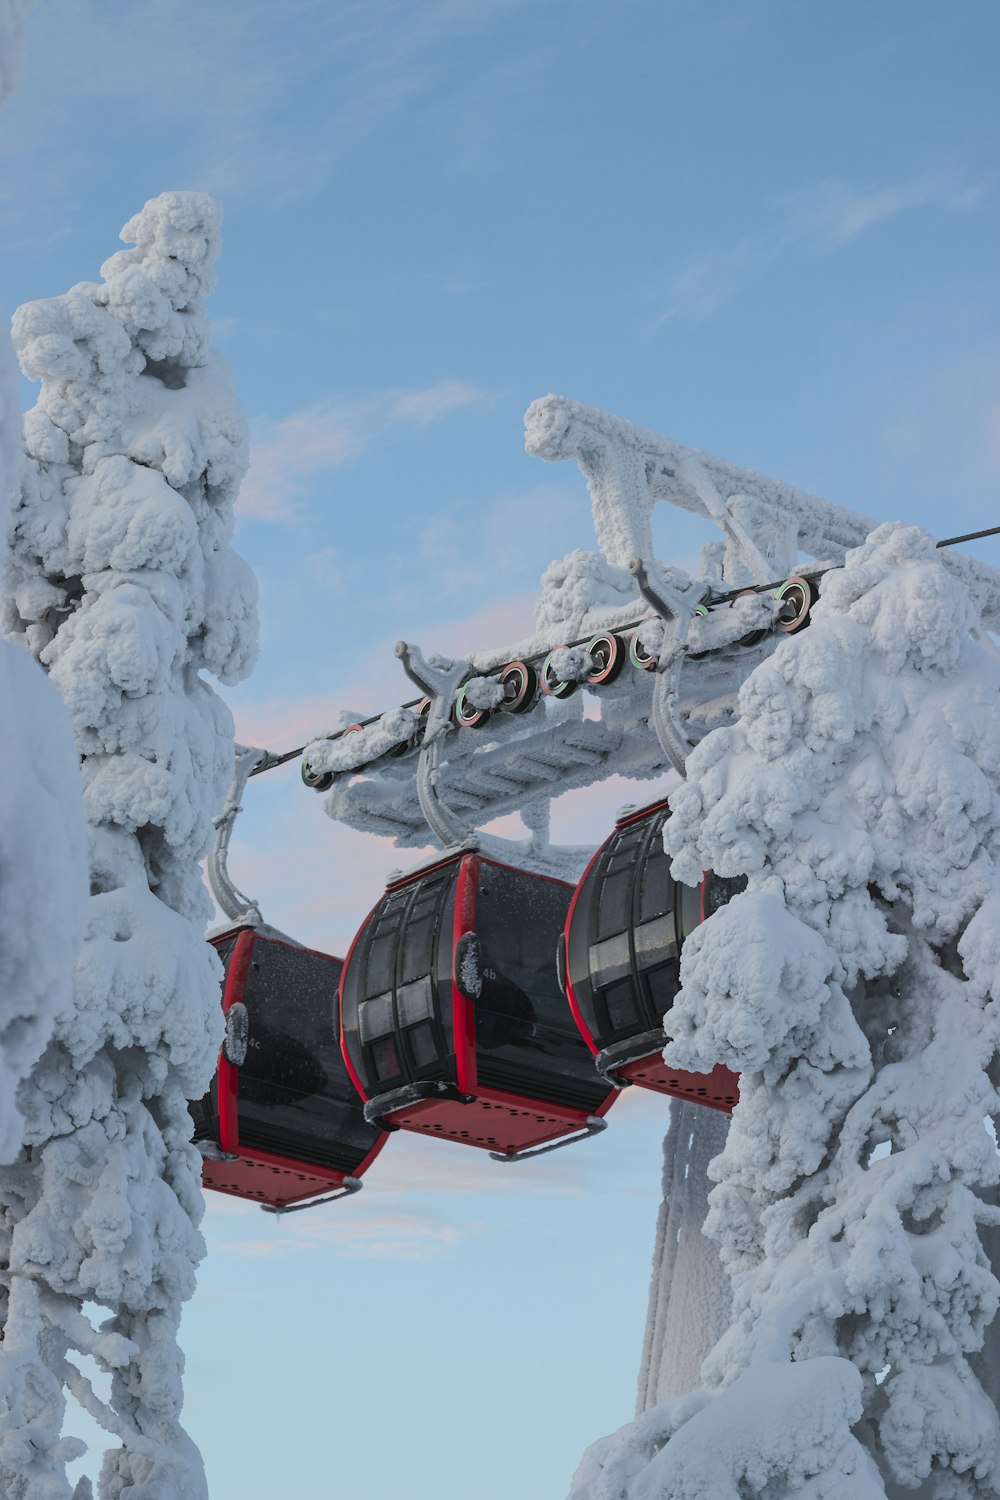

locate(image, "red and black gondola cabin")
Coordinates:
339 853 617 1156
562 799 742 1112
191 926 388 1208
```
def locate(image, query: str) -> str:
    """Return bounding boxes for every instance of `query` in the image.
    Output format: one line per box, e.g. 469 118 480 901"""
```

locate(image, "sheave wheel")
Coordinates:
774 576 818 634
498 661 539 714
731 589 767 648
454 681 492 729
301 760 334 792
584 633 626 685
687 604 712 660
541 647 579 699
629 626 658 672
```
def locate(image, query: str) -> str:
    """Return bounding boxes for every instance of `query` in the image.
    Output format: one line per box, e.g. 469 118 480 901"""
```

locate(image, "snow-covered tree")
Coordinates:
0 0 88 1168
0 191 258 1498
571 523 1000 1498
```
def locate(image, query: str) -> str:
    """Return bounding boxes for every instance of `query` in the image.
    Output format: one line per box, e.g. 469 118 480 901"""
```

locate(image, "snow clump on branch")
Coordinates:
571 523 1000 1498
0 191 258 1499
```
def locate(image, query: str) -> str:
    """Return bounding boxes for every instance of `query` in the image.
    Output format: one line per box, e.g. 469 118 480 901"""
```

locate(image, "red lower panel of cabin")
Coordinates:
617 1055 738 1113
200 1149 354 1209
385 1086 611 1156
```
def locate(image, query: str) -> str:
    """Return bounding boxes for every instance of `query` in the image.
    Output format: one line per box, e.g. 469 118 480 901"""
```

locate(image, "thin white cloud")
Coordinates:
403 482 579 608
786 173 988 248
656 169 990 325
391 379 488 427
215 1211 466 1261
3 0 618 218
238 380 491 520
875 346 1000 505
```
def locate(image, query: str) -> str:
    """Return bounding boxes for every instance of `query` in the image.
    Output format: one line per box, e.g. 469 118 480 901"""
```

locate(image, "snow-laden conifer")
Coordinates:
0 191 257 1499
571 524 1000 1498
0 0 88 1169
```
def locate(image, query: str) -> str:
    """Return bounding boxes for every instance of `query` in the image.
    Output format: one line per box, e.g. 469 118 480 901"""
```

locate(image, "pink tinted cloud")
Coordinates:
212 1210 467 1261
230 590 540 754
238 381 491 520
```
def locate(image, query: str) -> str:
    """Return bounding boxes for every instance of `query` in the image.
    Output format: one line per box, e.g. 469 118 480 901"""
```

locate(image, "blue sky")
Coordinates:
4 1 1000 1496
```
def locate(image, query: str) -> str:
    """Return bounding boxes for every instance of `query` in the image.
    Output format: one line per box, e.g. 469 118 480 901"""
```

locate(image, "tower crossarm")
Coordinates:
525 394 1000 625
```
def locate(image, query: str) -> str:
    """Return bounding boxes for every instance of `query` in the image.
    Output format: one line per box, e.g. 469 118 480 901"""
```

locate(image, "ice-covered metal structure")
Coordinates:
293 395 1000 875
209 397 1000 1464
285 398 1000 1451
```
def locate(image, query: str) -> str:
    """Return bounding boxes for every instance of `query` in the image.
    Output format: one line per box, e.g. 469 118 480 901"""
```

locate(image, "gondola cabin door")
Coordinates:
191 926 387 1208
339 853 617 1157
562 799 742 1112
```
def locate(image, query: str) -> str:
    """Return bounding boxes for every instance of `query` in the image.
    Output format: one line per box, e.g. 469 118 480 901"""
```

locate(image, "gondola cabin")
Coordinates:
339 853 617 1158
562 799 742 1113
191 926 388 1209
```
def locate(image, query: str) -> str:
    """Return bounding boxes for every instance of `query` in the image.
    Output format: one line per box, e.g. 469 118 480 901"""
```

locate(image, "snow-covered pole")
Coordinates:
0 192 258 1498
635 1101 731 1411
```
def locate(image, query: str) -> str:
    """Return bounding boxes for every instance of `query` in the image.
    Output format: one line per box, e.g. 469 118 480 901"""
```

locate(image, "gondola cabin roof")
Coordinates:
191 925 388 1209
339 851 617 1159
563 797 740 1113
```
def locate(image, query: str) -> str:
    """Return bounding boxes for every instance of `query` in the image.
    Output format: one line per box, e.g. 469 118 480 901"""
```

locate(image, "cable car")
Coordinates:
191 925 388 1210
339 852 617 1159
561 798 743 1112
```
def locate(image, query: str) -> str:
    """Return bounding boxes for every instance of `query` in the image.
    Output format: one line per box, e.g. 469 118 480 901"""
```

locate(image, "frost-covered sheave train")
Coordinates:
0 192 257 1500
571 525 1000 1499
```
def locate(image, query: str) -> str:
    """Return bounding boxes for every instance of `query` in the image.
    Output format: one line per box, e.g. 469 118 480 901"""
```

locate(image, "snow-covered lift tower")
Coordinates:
207 386 1000 1457
289 393 1000 1415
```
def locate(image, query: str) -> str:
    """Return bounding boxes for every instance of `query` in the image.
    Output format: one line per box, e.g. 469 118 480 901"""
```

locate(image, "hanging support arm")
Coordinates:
627 558 702 777
395 641 472 849
207 742 278 924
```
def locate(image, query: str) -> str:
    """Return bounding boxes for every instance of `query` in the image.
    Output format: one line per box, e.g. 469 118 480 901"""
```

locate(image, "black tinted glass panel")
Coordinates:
341 871 458 1098
365 928 396 996
397 978 433 1027
602 978 641 1033
213 931 241 974
407 1021 438 1071
589 931 631 988
703 872 748 919
637 819 671 921
645 957 681 1020
372 1035 402 1083
237 938 378 1171
595 865 631 939
678 882 703 944
188 1084 219 1144
359 993 394 1042
633 914 677 968
475 865 607 1109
